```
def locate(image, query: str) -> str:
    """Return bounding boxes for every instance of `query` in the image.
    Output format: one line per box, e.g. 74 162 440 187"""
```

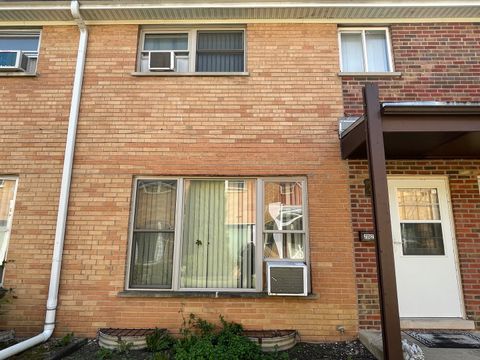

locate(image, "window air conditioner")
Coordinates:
267 261 308 296
148 51 175 71
0 51 29 71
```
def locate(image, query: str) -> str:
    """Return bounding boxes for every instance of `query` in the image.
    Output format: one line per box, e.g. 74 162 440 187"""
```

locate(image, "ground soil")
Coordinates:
2 338 376 359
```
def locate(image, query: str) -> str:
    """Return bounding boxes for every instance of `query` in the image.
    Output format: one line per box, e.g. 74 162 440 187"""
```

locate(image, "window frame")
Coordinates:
0 176 19 286
0 29 42 74
137 26 246 74
338 27 394 73
125 176 309 293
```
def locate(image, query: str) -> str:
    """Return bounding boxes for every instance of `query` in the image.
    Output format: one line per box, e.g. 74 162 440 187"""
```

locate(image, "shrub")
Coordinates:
174 314 288 360
146 328 175 352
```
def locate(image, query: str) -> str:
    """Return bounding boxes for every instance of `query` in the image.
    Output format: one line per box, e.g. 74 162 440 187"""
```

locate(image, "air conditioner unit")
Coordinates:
267 261 308 296
0 51 28 71
148 51 175 71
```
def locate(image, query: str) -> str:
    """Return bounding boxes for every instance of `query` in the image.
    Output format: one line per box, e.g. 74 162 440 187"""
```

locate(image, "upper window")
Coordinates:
0 30 40 73
127 177 308 292
138 28 245 73
339 28 393 73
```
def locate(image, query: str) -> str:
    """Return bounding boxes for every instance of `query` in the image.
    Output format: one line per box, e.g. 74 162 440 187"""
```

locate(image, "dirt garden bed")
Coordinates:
2 338 375 360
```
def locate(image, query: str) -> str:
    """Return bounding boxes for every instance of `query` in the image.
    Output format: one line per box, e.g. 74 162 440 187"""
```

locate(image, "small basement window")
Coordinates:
138 28 245 74
0 30 41 74
338 28 393 73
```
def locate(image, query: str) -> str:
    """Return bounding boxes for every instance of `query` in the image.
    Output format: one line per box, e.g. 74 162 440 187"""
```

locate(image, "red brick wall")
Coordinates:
342 23 480 116
2 24 359 341
342 22 480 330
349 161 480 329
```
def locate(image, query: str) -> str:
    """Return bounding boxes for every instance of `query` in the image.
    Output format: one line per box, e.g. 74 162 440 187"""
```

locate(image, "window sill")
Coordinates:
131 71 249 77
0 72 38 77
118 290 318 299
338 72 402 77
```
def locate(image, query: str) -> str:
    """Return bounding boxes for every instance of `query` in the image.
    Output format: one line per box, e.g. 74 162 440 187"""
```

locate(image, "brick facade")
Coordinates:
0 26 77 334
1 24 359 341
349 161 480 329
342 23 480 116
342 23 480 330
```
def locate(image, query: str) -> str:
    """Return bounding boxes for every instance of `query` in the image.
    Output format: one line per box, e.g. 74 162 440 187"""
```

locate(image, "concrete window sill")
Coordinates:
0 72 38 77
131 71 249 77
338 72 402 77
118 290 318 299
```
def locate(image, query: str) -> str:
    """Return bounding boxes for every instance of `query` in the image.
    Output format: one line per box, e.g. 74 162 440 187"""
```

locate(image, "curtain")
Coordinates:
341 33 364 72
181 180 255 289
366 31 390 72
196 31 244 72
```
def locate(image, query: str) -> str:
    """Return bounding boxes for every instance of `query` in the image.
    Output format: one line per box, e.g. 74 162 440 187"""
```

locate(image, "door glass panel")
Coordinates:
397 188 440 221
400 223 445 255
396 187 445 256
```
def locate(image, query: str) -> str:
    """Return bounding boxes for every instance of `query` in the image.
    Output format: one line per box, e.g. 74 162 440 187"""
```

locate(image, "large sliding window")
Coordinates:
127 177 308 292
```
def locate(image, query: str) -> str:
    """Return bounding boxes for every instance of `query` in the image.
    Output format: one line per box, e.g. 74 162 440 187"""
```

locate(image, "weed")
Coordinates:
96 347 113 360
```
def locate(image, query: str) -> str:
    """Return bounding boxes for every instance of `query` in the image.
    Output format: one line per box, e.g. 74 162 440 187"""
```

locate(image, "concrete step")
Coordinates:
401 318 475 330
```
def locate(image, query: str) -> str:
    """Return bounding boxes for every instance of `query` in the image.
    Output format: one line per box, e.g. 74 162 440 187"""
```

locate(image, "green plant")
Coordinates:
96 347 113 360
174 314 288 360
117 340 134 354
151 352 170 360
146 328 174 352
56 332 74 347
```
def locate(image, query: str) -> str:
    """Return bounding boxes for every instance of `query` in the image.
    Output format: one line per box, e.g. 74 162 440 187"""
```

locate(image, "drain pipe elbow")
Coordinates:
0 2 87 359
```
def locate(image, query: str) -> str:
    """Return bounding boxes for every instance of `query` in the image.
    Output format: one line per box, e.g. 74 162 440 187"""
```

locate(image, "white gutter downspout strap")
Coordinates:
0 1 87 359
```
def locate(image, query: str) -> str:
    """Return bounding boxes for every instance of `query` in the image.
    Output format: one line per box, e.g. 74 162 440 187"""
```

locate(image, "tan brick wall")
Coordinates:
2 24 358 341
0 26 77 334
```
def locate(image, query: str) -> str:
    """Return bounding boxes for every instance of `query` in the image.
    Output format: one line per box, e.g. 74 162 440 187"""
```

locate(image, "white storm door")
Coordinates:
388 178 463 318
0 177 18 284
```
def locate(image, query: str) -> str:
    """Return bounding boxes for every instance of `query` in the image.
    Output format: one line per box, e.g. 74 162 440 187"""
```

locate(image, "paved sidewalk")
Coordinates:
359 330 480 360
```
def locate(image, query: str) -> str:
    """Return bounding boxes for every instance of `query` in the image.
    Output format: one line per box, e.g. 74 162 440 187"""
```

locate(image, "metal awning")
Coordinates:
2 1 480 24
341 102 480 159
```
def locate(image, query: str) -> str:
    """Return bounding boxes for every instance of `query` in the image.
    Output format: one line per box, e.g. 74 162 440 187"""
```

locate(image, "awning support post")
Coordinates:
364 83 403 360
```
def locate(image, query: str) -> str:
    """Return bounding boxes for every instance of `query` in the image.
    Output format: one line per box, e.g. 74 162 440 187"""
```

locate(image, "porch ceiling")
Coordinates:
340 103 480 160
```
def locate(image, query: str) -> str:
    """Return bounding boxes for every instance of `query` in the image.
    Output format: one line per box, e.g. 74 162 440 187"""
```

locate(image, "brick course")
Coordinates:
1 23 358 341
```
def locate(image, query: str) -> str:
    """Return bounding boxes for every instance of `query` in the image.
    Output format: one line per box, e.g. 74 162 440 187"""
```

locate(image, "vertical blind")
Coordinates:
196 31 244 72
130 180 177 288
181 180 255 289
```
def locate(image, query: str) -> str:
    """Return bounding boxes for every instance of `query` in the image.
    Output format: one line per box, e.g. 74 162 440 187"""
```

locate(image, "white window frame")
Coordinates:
137 26 246 74
0 29 42 73
0 176 19 287
338 27 394 73
125 176 309 293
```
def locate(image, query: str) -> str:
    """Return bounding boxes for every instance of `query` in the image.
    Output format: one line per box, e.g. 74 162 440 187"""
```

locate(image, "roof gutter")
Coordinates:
0 1 87 358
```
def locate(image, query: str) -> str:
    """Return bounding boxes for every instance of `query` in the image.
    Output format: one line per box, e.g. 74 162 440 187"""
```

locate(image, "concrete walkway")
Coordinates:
359 330 480 360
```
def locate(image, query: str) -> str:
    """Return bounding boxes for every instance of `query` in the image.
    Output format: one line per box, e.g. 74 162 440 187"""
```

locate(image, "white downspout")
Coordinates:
0 1 87 359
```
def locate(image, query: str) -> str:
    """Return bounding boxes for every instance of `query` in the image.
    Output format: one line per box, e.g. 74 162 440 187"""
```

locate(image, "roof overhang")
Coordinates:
341 102 480 159
2 1 480 24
